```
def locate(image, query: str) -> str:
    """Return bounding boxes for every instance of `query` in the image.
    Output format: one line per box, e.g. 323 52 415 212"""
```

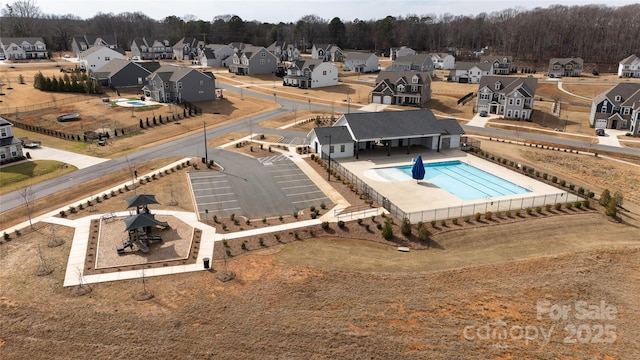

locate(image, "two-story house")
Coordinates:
92 59 152 88
388 54 434 77
476 76 538 120
389 46 415 60
311 44 343 62
130 38 173 60
79 46 126 73
547 57 583 78
480 55 512 75
429 53 456 70
590 83 640 134
283 59 338 89
266 41 300 62
142 65 216 103
0 37 48 60
618 54 640 78
371 71 432 107
197 44 235 67
0 116 24 164
71 35 117 57
343 52 379 73
172 37 204 60
448 62 492 83
227 45 278 75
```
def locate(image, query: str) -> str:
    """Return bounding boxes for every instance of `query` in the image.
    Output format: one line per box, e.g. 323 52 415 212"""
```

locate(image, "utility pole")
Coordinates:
203 121 208 164
325 134 332 181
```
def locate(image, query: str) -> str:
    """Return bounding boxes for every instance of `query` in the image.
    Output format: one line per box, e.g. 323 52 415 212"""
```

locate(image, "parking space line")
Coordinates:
197 199 239 206
292 197 329 204
272 174 308 178
191 179 229 184
190 174 227 179
195 193 235 197
192 186 231 191
276 179 305 183
286 190 324 196
281 184 317 190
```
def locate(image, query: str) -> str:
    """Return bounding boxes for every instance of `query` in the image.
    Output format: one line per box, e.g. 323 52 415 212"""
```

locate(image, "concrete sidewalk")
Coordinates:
24 146 108 169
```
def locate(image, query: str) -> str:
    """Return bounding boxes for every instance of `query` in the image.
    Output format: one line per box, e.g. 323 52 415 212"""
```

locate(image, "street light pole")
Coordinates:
325 134 332 181
203 121 208 164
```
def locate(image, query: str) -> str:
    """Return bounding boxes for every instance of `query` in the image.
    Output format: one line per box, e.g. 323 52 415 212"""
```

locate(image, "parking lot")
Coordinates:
188 151 331 220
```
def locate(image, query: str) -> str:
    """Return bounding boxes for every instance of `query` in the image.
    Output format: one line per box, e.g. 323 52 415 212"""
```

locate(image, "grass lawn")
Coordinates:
0 160 77 195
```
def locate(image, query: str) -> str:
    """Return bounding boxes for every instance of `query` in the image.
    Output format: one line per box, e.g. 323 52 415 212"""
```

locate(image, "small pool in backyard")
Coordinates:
126 101 147 106
377 160 531 201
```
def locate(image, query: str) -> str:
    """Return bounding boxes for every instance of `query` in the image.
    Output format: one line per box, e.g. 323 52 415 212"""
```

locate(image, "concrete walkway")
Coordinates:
23 146 108 169
557 81 592 101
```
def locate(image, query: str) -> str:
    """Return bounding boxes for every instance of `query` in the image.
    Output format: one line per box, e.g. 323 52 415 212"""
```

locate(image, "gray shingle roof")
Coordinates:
478 76 538 97
311 126 353 145
341 109 463 141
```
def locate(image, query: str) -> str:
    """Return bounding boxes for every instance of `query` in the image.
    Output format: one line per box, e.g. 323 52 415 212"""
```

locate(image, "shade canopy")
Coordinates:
411 155 425 181
125 194 159 208
123 213 165 231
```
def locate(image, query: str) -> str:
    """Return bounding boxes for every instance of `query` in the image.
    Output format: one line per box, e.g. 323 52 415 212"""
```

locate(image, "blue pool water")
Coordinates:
394 160 530 200
127 101 147 106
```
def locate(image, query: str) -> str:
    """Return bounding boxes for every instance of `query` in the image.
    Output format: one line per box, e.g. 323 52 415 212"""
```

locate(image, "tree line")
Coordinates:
2 0 639 65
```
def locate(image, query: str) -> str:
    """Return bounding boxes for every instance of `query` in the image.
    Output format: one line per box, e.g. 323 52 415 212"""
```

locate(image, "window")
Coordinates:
506 110 512 117
0 128 7 137
566 64 572 69
495 82 501 90
261 52 266 57
553 64 560 69
260 59 265 65
105 56 110 61
516 99 521 106
0 153 5 159
615 95 621 102
329 145 334 153
508 98 514 105
164 82 169 89
621 119 627 128
480 93 489 100
322 70 327 75
412 75 419 84
138 77 143 85
199 80 204 86
624 107 630 115
177 82 182 89
340 144 345 152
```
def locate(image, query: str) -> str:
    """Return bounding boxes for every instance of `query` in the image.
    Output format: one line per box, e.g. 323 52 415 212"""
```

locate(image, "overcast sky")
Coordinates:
32 0 638 22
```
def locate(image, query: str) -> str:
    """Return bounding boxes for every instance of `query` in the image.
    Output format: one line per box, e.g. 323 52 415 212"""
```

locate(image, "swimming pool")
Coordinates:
385 160 531 200
126 101 147 107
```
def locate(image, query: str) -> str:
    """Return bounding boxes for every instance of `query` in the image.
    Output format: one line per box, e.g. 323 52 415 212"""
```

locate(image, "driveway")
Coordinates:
597 129 625 147
21 146 108 169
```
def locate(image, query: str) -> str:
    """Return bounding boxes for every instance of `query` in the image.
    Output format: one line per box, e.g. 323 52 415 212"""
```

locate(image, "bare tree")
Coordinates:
135 269 154 301
35 244 53 276
18 186 36 230
1 0 42 36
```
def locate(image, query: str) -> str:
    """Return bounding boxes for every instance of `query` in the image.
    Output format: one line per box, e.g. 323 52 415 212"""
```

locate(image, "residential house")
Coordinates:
284 43 301 61
389 46 415 60
197 44 235 67
480 55 512 75
0 37 48 60
0 116 24 164
283 59 338 89
228 45 278 75
547 57 583 78
618 54 640 78
311 44 343 62
307 109 464 159
172 37 204 60
476 76 538 120
371 71 431 107
429 53 456 70
142 65 216 103
78 46 126 73
343 52 379 73
448 61 492 83
71 35 117 57
228 42 249 53
130 38 173 60
92 59 152 88
388 54 434 77
590 83 640 134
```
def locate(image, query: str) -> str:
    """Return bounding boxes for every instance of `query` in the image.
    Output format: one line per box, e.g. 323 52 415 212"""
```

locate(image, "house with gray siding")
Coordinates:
343 52 379 73
311 44 343 62
371 71 431 107
72 35 117 57
0 116 23 164
228 45 278 75
547 57 583 78
429 53 455 70
307 109 464 159
142 66 216 103
92 59 152 88
172 37 204 60
388 54 434 77
78 46 126 73
480 55 512 75
0 37 48 60
130 38 173 60
197 44 235 67
390 46 415 60
590 83 640 135
475 76 538 120
283 59 338 89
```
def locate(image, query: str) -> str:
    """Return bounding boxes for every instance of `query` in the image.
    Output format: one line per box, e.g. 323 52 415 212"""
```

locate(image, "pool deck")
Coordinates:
114 98 165 107
337 149 569 214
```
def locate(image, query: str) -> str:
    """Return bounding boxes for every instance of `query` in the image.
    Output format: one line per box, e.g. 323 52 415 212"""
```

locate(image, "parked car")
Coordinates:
596 128 605 136
131 56 140 61
479 110 488 117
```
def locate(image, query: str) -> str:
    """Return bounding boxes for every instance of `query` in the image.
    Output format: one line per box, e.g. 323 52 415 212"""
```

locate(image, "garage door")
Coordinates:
595 119 607 129
383 96 392 105
372 96 381 104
